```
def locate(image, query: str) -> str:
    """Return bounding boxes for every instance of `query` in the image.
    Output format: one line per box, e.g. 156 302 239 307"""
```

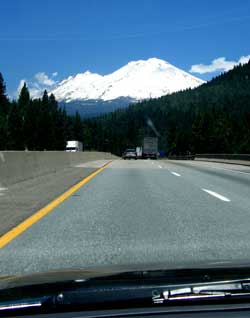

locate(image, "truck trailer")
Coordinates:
142 137 158 159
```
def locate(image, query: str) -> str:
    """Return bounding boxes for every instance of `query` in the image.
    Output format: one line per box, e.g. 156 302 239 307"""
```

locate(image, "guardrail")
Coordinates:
168 154 250 163
168 155 195 160
195 154 250 160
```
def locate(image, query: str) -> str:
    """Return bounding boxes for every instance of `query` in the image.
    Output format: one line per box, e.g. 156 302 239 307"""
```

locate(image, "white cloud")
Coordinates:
29 86 43 98
16 72 59 98
190 55 250 74
34 72 56 86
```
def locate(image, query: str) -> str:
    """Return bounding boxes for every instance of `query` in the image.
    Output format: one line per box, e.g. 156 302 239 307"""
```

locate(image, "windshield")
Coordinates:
0 0 250 287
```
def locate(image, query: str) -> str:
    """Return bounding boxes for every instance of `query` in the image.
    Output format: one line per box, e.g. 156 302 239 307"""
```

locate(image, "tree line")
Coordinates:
0 73 83 150
1 60 250 154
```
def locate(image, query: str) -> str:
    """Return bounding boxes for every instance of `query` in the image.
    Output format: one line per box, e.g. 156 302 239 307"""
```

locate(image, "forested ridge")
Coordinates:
82 61 250 155
0 60 250 154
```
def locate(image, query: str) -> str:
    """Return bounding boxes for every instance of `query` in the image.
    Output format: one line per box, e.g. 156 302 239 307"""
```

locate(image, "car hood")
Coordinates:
1 260 250 290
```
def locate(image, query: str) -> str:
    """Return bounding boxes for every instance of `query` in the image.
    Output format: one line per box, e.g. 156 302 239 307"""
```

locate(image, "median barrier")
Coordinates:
0 151 117 186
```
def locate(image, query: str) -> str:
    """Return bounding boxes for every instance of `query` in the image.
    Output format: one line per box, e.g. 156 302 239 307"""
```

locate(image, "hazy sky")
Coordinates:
1 0 250 97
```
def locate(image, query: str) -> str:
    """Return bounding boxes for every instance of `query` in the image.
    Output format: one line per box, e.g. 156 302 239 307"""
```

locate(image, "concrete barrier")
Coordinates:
0 151 117 187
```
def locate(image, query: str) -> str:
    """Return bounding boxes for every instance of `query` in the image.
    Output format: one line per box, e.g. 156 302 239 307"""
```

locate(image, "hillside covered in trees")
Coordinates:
82 61 250 155
0 60 250 154
0 74 83 151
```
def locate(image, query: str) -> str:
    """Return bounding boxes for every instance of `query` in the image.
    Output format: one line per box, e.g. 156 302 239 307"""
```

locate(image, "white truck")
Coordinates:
66 140 83 152
136 146 142 159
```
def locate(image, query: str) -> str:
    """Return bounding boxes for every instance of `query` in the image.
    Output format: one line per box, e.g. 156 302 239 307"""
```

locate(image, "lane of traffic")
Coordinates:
1 160 250 276
0 160 110 237
161 160 250 209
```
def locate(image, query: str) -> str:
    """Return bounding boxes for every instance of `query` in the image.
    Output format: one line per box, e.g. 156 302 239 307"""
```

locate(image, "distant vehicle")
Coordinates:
66 140 83 152
122 148 137 160
142 137 158 159
136 146 142 159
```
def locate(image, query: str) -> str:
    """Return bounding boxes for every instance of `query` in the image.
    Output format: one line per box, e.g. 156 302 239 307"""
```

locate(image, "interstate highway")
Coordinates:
0 159 250 276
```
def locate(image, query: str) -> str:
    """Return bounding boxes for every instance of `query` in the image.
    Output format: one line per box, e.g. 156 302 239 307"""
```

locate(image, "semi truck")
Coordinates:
66 140 83 152
142 137 158 159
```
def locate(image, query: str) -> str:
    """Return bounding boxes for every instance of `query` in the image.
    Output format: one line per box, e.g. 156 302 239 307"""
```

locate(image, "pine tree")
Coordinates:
0 114 8 150
38 90 53 150
0 73 9 149
8 101 24 150
54 107 67 150
0 72 9 115
73 111 83 141
42 89 49 104
16 82 31 149
18 82 30 115
23 99 38 150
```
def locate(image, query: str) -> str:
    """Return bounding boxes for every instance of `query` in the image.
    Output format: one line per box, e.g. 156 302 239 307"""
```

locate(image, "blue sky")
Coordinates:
0 0 250 97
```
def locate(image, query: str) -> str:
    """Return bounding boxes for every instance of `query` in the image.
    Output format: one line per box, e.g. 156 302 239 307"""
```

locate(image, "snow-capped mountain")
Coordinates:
51 58 204 103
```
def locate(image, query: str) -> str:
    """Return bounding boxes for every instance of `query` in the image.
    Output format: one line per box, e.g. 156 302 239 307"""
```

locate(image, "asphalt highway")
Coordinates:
1 159 250 276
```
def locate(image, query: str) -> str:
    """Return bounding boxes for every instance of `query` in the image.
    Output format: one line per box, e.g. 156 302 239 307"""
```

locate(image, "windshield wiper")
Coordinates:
153 280 250 304
2 276 250 316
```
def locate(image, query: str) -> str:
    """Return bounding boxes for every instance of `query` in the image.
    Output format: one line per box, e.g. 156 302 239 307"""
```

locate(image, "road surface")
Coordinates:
1 159 250 276
0 160 111 236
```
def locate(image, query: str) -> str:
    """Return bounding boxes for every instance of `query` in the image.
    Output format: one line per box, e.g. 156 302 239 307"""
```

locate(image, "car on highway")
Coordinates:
122 148 137 160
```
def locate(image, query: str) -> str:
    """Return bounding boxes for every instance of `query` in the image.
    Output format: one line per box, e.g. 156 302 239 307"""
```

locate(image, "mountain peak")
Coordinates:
146 57 170 64
51 58 204 102
128 57 169 65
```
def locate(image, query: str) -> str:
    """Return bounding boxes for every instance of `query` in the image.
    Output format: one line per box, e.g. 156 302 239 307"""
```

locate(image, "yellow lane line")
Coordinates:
0 161 112 249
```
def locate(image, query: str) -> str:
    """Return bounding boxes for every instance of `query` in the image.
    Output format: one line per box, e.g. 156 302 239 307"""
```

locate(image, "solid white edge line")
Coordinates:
171 172 181 177
202 188 231 202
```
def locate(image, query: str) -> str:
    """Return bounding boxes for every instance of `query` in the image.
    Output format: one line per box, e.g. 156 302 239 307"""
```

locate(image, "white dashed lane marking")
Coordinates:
171 172 181 177
0 187 8 196
202 188 231 202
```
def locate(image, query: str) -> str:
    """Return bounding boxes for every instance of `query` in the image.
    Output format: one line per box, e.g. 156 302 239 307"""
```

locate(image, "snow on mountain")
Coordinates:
51 58 205 103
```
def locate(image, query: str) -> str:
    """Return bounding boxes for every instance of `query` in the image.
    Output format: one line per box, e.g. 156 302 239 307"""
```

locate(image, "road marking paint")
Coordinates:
158 165 162 168
0 187 8 191
171 172 181 177
0 161 112 249
211 166 250 175
202 188 231 202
